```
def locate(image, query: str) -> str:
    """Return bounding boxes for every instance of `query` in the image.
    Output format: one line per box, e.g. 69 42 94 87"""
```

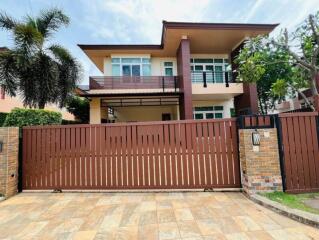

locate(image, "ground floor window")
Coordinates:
193 106 224 119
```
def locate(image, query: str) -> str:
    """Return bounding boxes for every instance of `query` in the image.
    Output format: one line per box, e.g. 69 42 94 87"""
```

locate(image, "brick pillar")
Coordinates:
176 39 193 120
0 127 19 198
239 128 282 195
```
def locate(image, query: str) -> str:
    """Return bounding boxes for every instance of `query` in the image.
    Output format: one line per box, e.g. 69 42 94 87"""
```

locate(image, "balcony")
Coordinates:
89 76 180 94
191 71 243 98
191 71 233 87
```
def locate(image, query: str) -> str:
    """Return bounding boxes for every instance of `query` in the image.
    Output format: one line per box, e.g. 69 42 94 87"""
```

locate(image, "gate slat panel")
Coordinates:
65 128 71 189
202 123 210 186
100 126 106 187
105 127 111 187
225 121 234 186
214 123 223 185
159 125 165 187
22 118 241 190
231 120 240 186
293 116 305 190
96 126 102 188
185 123 193 186
180 123 187 187
149 127 155 187
70 128 76 188
153 126 160 187
175 124 182 187
191 124 199 186
60 128 66 188
164 125 170 187
208 122 216 186
126 126 132 188
299 116 310 189
131 126 138 187
304 117 316 189
279 112 319 193
310 116 319 188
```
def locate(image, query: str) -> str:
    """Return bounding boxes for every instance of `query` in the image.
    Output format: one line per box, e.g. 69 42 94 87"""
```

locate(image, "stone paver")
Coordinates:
0 192 318 239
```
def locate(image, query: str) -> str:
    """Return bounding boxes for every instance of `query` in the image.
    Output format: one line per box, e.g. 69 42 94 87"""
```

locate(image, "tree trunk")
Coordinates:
296 88 315 111
310 72 319 96
38 102 45 109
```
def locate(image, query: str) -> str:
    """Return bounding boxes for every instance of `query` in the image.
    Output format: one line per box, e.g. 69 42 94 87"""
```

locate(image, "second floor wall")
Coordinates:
102 54 230 79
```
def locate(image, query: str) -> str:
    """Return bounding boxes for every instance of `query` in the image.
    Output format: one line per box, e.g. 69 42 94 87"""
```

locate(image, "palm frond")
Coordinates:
49 44 81 107
0 12 17 30
14 24 43 52
36 8 69 38
0 51 18 96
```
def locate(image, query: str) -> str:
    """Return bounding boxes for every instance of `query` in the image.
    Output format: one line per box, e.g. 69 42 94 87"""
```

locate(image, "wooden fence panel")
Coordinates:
22 119 241 190
279 112 319 193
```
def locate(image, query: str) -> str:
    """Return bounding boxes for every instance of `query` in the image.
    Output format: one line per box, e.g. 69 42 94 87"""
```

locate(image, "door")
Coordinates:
162 113 171 121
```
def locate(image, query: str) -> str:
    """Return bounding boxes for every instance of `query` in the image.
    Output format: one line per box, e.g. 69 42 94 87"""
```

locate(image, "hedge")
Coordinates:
0 112 8 127
3 108 62 127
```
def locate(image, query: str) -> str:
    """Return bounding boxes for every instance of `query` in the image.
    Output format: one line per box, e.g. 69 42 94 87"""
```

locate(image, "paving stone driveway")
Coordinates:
0 192 318 240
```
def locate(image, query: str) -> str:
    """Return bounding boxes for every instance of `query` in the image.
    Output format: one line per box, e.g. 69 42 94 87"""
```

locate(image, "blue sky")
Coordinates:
1 0 318 84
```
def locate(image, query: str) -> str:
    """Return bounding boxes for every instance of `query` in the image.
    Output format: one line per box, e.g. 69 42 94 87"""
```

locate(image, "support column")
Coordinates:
0 127 19 199
176 38 193 120
239 128 283 195
90 98 101 124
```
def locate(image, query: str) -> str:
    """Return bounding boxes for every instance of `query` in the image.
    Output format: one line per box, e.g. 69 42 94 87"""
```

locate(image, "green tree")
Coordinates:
236 11 319 111
65 96 89 123
235 36 292 114
0 8 81 109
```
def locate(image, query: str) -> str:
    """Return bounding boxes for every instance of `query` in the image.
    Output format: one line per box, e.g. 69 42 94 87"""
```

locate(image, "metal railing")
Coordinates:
191 71 233 87
90 76 179 92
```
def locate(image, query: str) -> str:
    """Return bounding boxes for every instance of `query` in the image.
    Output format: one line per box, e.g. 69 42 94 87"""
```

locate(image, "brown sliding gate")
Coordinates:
22 119 240 190
278 112 319 193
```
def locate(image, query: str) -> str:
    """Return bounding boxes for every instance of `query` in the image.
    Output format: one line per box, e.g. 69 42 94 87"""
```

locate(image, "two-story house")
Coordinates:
78 21 277 123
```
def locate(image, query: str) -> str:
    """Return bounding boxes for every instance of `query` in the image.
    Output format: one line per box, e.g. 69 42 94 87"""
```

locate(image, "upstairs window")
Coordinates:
111 57 151 76
190 58 229 83
164 62 173 76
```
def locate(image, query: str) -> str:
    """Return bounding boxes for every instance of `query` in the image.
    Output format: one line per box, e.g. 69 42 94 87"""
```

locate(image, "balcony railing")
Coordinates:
191 71 233 87
90 76 180 92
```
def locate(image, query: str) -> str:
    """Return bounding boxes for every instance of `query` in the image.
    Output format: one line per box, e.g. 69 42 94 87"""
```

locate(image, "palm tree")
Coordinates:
0 8 81 109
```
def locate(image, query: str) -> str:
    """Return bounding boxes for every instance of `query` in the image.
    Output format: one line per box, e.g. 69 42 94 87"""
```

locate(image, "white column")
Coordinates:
90 98 101 124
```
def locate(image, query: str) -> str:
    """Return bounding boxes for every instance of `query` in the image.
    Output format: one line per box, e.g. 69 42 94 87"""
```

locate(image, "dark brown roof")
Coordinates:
78 21 279 51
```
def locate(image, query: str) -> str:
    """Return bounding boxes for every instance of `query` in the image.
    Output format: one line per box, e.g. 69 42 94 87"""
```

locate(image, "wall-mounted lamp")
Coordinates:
0 140 3 153
252 129 261 146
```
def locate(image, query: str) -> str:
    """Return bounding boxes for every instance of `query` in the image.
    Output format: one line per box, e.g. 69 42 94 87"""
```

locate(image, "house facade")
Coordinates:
78 21 277 123
275 75 319 113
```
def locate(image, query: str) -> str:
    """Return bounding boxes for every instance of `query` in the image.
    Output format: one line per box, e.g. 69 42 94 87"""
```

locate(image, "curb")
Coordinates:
248 194 319 228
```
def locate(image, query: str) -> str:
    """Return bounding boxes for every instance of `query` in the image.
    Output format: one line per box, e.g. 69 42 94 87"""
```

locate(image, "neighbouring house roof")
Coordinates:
78 21 278 72
0 47 9 52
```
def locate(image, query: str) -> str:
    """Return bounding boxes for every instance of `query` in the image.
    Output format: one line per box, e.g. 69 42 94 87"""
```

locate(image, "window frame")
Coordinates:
193 105 224 119
190 58 228 83
111 57 151 76
164 61 174 76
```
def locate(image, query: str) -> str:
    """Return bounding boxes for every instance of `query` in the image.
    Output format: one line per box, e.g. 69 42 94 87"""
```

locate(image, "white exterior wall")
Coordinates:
192 98 234 118
151 57 177 76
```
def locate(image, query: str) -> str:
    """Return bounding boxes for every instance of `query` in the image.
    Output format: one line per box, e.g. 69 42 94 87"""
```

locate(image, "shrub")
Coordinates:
0 112 8 127
3 108 62 127
65 96 89 123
